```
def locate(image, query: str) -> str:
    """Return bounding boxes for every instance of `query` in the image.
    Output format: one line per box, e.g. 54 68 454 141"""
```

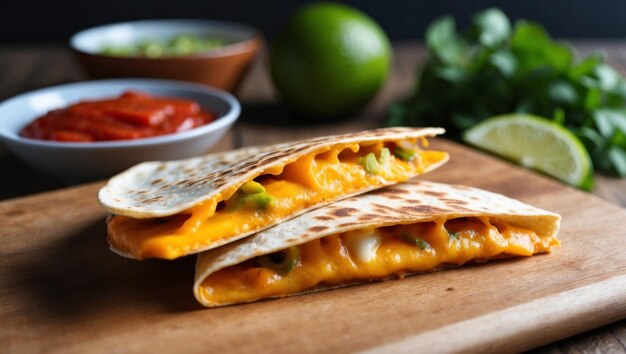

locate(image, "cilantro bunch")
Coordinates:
388 8 626 176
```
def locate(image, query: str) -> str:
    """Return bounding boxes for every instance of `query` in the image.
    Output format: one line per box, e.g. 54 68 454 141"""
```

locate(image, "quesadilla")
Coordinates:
194 180 561 307
99 128 448 260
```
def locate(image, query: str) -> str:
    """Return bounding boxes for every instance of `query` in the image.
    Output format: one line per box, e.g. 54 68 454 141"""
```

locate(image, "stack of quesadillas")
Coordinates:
98 128 560 307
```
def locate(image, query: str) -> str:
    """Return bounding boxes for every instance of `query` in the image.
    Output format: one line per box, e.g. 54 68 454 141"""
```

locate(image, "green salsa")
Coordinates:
99 34 227 58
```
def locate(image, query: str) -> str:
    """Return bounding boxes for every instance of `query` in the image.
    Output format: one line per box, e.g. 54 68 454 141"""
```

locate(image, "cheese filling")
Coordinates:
108 139 448 259
198 217 560 305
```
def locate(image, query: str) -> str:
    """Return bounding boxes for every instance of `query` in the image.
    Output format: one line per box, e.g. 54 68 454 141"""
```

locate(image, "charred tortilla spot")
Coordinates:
401 205 448 214
378 188 408 195
150 179 163 185
358 214 378 221
314 216 334 221
404 199 423 205
261 156 282 164
423 191 445 197
331 208 359 217
309 226 329 232
372 203 401 214
141 195 166 204
441 198 468 205
240 161 258 168
339 222 359 227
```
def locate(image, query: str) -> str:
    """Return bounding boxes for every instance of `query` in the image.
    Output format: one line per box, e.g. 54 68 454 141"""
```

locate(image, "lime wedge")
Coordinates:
463 114 594 190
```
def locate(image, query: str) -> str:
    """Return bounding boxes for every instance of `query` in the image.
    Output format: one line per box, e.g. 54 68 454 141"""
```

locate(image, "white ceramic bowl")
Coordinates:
0 79 240 182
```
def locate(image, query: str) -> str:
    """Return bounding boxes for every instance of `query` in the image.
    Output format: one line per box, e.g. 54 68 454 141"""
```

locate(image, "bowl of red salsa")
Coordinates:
0 79 240 181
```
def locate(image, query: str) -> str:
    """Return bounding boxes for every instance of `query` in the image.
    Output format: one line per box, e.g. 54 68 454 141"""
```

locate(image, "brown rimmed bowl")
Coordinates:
70 19 263 93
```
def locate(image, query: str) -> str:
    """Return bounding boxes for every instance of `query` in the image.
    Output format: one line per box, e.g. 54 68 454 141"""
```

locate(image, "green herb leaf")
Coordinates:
570 53 603 79
609 147 626 176
511 22 573 74
594 64 620 90
548 81 577 104
473 8 511 47
489 50 517 77
426 16 468 66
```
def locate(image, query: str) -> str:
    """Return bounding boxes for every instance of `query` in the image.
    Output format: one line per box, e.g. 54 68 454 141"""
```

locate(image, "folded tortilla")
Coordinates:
194 180 561 307
99 127 448 260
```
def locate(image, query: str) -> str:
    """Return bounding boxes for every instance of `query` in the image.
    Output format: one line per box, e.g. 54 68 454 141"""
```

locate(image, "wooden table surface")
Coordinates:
1 41 625 353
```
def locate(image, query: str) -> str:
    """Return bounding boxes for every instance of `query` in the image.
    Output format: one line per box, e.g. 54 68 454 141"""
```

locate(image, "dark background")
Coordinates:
1 0 625 44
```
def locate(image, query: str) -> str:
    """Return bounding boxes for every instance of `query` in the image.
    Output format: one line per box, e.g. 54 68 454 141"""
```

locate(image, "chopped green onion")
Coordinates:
379 147 391 166
358 152 381 174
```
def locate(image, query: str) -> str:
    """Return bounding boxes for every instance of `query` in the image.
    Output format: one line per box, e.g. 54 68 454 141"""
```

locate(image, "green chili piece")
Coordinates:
225 181 273 211
401 233 431 250
241 180 266 194
394 146 417 162
244 193 274 210
257 247 301 275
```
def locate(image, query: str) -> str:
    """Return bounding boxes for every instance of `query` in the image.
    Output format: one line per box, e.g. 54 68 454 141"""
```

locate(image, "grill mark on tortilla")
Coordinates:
441 198 469 205
372 203 401 215
358 214 380 221
372 188 409 197
400 205 449 214
422 190 446 197
403 199 424 205
331 208 359 217
315 216 334 221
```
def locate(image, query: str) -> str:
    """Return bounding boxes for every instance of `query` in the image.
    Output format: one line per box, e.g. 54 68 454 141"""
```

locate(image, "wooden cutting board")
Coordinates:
1 139 625 353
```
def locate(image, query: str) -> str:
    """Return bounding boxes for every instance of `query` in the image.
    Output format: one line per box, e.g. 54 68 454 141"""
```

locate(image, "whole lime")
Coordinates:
270 2 391 120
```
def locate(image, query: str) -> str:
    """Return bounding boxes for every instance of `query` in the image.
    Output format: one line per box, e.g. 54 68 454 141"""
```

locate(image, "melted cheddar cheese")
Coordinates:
108 140 448 259
198 217 560 305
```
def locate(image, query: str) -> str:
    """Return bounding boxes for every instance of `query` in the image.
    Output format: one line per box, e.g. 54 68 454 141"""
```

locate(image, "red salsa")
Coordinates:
20 91 217 142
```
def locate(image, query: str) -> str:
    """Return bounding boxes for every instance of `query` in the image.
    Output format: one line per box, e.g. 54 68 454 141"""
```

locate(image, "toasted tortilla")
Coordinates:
99 127 448 259
99 127 445 218
194 180 561 307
